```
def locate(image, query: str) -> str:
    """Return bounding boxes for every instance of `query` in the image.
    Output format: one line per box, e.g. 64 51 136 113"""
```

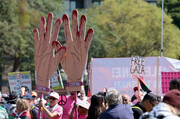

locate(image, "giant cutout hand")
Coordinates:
33 13 66 93
55 10 94 91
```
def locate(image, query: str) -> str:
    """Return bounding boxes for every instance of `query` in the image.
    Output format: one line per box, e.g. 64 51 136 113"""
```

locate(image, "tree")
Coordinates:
85 0 180 59
0 0 64 90
157 0 180 29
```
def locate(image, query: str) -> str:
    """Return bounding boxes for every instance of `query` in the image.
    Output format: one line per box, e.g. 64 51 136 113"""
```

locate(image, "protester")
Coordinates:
132 92 158 119
21 86 30 97
40 92 63 119
87 94 106 119
99 88 134 119
0 93 8 107
169 78 180 91
23 93 38 119
62 92 76 119
69 98 90 119
0 92 8 119
31 91 38 105
10 98 31 119
122 94 131 104
132 87 144 105
140 89 180 119
4 94 17 117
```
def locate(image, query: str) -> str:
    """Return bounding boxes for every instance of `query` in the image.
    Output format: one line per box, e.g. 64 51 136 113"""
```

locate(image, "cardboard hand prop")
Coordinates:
33 13 66 93
54 10 94 91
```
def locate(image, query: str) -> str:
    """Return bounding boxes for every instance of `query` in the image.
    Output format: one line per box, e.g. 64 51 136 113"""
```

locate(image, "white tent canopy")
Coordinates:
89 56 180 97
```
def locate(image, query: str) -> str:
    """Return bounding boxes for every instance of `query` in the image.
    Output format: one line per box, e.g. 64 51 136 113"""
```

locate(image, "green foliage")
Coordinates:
157 0 180 29
86 0 180 59
0 0 64 77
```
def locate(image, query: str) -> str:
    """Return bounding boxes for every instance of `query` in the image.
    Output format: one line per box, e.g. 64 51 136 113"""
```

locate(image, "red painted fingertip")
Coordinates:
72 9 78 16
55 18 61 25
85 28 94 41
48 12 53 18
87 28 94 34
33 28 38 33
81 15 86 22
62 14 68 22
41 16 45 24
52 41 61 47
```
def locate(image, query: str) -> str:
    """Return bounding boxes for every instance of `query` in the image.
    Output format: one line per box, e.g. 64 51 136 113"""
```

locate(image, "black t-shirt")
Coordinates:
132 103 146 119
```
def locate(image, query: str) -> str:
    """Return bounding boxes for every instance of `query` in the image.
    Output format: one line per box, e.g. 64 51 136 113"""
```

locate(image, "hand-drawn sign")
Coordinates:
130 56 145 79
58 95 67 106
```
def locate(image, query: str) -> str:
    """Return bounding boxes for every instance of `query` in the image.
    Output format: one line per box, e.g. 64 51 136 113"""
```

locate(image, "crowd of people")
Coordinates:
0 79 180 119
0 78 179 119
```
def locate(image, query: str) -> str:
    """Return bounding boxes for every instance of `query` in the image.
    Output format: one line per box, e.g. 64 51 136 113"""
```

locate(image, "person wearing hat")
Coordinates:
132 87 144 105
23 93 39 119
4 94 17 117
132 92 158 119
69 98 90 119
40 92 63 119
140 89 180 119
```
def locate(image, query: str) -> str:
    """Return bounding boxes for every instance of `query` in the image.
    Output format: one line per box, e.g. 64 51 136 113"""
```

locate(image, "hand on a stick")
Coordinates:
33 13 65 90
57 10 94 84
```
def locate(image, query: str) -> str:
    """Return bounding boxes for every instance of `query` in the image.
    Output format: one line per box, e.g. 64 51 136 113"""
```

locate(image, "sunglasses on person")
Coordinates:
48 97 56 100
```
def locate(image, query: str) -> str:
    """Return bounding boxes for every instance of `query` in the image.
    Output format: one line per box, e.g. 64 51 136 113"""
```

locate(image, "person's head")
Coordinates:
48 92 59 107
31 91 37 103
163 89 180 115
23 93 34 106
70 91 76 100
122 94 130 104
7 94 17 104
21 86 29 93
169 79 180 91
105 88 122 106
133 87 143 101
16 98 30 114
78 99 90 116
141 92 158 112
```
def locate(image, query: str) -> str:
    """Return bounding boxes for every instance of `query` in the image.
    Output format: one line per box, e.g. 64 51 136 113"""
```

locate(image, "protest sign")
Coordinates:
130 56 146 80
8 71 32 95
54 10 94 92
33 12 66 94
90 57 180 97
50 71 64 91
161 72 180 94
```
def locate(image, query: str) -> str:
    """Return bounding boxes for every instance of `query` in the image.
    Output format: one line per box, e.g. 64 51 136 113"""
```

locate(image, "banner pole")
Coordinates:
75 91 78 119
38 93 43 119
156 57 160 95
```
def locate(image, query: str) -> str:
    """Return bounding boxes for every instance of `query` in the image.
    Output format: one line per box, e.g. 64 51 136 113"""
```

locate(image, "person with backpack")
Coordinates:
132 92 158 119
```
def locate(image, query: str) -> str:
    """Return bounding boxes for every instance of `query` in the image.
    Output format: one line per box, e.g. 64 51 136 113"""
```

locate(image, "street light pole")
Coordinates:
161 0 164 56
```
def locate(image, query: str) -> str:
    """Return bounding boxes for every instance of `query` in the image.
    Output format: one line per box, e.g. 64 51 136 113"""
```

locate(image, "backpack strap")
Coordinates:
132 106 143 112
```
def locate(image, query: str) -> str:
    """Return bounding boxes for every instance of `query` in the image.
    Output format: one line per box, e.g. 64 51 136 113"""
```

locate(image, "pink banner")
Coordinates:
161 72 180 94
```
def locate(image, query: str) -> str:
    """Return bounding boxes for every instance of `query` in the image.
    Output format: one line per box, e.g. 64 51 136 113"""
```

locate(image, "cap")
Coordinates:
163 89 180 110
133 87 142 92
49 92 59 100
23 93 33 100
77 98 90 109
31 91 37 97
7 94 17 102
